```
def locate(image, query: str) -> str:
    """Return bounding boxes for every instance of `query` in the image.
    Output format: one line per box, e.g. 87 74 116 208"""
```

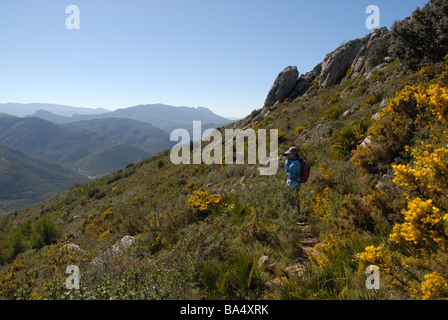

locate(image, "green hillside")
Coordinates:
0 143 88 213
0 116 150 176
1 1 448 301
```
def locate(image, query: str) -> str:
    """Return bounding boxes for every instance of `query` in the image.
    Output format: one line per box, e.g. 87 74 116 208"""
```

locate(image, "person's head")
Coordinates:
284 147 299 159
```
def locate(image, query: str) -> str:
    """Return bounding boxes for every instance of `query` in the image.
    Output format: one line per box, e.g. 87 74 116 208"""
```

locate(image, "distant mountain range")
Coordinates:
0 103 108 117
0 103 234 213
0 103 233 134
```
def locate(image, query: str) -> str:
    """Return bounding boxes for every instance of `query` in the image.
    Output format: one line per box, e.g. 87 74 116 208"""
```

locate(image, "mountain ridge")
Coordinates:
13 103 234 134
0 103 108 118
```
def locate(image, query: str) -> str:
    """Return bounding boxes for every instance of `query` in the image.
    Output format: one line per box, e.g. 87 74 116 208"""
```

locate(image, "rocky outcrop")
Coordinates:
319 27 391 89
288 63 322 101
90 235 137 268
319 38 365 89
263 66 299 109
262 27 392 109
350 28 391 79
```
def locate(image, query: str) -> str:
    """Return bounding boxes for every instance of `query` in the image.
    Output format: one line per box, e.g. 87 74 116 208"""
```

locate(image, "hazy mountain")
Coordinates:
0 115 150 176
102 104 232 132
28 110 75 124
0 103 108 118
0 142 88 213
64 118 174 154
28 104 233 133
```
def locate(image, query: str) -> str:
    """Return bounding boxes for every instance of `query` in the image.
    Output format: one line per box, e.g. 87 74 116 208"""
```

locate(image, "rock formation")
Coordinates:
319 27 391 89
288 63 322 101
262 27 392 109
263 66 299 109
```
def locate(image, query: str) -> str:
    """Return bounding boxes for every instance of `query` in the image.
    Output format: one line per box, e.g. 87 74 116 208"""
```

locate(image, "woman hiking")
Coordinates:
283 146 306 225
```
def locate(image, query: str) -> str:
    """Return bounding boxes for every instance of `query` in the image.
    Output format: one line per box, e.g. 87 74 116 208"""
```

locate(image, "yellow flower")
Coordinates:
417 84 448 123
308 234 337 268
187 189 225 212
421 272 448 300
311 187 332 221
389 198 447 247
355 244 392 275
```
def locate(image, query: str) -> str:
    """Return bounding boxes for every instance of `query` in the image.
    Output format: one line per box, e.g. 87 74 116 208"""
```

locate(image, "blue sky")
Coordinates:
0 0 429 118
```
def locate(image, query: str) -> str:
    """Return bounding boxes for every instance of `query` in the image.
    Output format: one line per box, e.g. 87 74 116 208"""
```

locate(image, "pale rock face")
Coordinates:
262 28 392 110
319 38 365 89
263 66 299 109
319 27 391 89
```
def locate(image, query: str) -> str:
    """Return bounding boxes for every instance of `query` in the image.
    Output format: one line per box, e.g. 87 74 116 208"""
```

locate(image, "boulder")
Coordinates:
60 242 83 253
263 66 299 109
365 62 388 80
111 235 137 255
91 235 137 268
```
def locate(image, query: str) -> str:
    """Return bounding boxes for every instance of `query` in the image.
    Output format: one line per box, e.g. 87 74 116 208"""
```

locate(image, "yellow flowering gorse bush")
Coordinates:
389 197 448 247
355 244 392 275
421 272 448 300
311 187 332 221
187 189 226 213
391 141 448 248
308 234 337 268
417 84 448 123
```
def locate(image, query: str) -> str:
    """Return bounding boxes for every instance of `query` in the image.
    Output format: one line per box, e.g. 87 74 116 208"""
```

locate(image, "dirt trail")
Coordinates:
285 223 319 275
264 223 320 294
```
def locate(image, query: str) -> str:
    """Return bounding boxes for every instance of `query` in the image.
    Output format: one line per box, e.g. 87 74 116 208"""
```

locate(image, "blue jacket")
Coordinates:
285 157 302 191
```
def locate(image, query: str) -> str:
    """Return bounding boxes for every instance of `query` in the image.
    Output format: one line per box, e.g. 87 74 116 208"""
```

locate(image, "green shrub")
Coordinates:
30 217 61 249
323 106 343 121
391 0 448 70
333 118 370 158
10 234 27 260
367 36 392 69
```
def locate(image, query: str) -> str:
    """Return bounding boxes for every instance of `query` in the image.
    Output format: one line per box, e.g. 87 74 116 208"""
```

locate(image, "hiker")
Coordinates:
283 146 302 217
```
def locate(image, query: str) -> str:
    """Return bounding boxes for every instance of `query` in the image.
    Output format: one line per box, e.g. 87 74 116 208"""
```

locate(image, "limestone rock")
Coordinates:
288 63 322 100
350 27 391 79
263 66 299 109
319 38 364 89
112 235 137 255
365 62 388 80
258 255 269 268
91 235 137 268
261 28 392 110
60 242 83 252
319 27 391 89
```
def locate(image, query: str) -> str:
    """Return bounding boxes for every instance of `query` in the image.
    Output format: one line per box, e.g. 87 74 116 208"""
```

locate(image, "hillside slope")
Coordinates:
0 56 411 299
0 143 88 213
1 1 448 300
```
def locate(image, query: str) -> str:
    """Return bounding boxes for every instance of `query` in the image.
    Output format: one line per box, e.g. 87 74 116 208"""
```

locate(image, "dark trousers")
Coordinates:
290 194 301 215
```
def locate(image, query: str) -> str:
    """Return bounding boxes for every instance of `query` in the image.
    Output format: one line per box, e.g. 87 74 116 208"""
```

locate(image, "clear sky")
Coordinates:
0 0 429 118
